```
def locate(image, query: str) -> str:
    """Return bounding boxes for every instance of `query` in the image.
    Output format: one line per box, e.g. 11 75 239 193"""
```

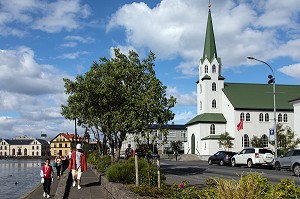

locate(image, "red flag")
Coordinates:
237 120 244 131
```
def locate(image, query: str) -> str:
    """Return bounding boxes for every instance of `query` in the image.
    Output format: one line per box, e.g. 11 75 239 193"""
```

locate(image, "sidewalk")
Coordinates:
63 167 104 199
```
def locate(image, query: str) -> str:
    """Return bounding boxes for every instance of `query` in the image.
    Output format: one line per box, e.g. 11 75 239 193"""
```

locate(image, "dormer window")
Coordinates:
205 65 208 73
212 64 216 73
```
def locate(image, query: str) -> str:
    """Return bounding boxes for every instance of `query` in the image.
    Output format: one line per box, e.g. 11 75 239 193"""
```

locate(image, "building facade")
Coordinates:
0 135 50 157
121 124 187 155
186 6 300 159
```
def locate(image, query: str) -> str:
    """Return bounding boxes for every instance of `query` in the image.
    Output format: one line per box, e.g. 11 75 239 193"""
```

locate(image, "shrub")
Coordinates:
87 151 100 165
273 179 300 199
106 157 165 185
96 155 112 173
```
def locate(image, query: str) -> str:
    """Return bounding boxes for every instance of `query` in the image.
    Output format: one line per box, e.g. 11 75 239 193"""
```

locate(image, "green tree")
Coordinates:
61 49 175 161
250 136 264 148
170 140 183 153
218 132 234 149
273 124 300 155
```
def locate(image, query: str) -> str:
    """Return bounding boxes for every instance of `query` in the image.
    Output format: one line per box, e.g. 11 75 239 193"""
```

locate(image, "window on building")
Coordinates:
0 146 2 150
262 134 268 147
36 146 39 150
32 146 34 150
65 144 67 148
212 99 216 108
32 152 34 156
200 101 202 110
12 149 15 155
246 113 251 121
242 134 250 148
283 114 288 122
205 65 208 73
265 113 269 122
59 144 62 148
240 113 245 121
210 124 215 134
54 150 56 155
212 65 216 73
167 131 176 138
278 114 282 122
54 144 57 148
65 150 68 155
259 113 264 122
212 82 216 91
200 85 202 93
36 151 39 156
5 146 7 150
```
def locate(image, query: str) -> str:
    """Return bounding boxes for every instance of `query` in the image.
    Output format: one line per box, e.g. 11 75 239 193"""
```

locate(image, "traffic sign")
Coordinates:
269 129 275 141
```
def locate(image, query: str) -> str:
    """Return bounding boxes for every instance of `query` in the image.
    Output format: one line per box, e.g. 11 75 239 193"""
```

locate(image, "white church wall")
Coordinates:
294 101 300 137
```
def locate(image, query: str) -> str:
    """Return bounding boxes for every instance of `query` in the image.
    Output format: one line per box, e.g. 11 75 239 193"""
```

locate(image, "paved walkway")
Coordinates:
63 167 104 199
23 166 104 199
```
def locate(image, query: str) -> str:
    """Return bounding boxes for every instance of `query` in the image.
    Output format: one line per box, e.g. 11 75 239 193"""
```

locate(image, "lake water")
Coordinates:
0 159 43 199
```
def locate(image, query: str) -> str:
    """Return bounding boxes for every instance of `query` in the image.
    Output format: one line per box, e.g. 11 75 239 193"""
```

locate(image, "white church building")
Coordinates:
185 6 300 159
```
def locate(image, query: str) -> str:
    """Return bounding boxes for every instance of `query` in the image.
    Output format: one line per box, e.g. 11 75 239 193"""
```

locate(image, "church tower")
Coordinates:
197 4 225 115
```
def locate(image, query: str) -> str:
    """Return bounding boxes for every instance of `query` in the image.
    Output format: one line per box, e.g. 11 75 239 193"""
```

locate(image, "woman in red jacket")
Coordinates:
68 144 87 190
41 158 54 198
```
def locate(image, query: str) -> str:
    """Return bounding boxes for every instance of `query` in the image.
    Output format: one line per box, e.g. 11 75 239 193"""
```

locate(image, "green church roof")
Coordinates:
223 83 300 111
186 113 227 126
201 9 219 63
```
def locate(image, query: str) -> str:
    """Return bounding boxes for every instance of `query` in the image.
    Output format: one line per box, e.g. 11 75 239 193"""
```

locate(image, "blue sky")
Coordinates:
0 0 300 139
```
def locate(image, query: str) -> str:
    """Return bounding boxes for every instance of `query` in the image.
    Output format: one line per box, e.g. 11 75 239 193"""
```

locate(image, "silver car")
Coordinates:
274 149 300 170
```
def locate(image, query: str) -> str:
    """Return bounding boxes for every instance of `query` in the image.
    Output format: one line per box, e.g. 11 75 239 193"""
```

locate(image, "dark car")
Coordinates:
208 151 237 166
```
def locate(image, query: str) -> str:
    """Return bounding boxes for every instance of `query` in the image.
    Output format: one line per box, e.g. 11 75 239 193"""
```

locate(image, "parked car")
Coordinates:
290 154 300 176
231 148 274 168
274 149 300 170
208 151 237 166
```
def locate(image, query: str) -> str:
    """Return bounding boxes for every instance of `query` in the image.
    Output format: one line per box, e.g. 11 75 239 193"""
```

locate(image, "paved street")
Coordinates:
161 159 300 187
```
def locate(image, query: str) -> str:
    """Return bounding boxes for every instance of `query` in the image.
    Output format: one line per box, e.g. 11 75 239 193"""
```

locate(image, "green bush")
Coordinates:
273 179 300 199
96 155 112 173
106 157 165 185
87 151 100 165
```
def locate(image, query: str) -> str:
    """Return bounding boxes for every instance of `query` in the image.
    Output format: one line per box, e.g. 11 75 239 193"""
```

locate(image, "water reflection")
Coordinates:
0 159 43 199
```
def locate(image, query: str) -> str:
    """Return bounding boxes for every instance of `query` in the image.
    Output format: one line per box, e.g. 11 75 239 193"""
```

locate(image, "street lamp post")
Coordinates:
247 56 277 158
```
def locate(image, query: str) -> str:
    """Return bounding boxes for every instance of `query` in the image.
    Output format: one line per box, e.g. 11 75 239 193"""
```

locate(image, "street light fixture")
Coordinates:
247 56 277 158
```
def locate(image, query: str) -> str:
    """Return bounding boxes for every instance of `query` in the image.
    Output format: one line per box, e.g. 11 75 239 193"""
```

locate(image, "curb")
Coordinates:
20 183 42 199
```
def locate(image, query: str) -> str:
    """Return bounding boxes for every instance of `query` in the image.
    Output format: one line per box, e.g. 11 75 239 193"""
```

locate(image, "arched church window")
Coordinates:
240 113 245 121
278 114 282 122
212 82 216 91
242 134 250 148
259 113 264 122
246 113 250 121
210 124 215 134
265 113 269 122
212 64 216 73
212 99 216 108
283 114 288 122
200 101 202 110
205 65 208 73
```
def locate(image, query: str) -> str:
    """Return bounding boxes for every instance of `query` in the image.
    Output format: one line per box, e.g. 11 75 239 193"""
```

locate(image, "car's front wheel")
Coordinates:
208 159 212 165
274 161 281 171
293 164 300 176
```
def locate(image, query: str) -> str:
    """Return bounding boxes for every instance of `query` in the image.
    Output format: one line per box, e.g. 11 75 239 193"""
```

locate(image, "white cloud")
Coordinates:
107 0 300 78
278 63 300 80
167 86 196 106
0 47 64 95
57 51 88 59
0 0 91 35
172 111 195 124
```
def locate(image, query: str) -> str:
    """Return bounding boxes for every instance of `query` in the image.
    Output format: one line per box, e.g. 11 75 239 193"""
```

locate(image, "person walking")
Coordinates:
54 153 62 180
40 158 54 198
125 144 133 160
68 143 87 190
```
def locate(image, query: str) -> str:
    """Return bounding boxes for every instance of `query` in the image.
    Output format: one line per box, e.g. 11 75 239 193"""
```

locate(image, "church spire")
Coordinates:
202 3 218 63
